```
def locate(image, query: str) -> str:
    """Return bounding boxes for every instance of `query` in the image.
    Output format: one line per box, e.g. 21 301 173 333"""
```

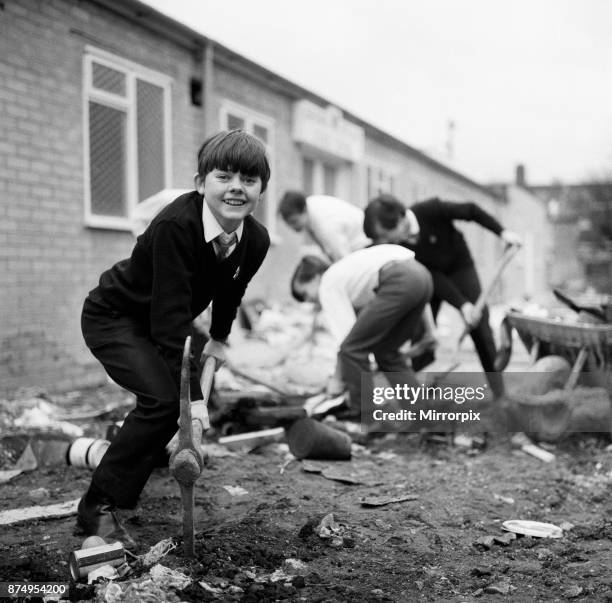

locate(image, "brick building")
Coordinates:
1 0 524 395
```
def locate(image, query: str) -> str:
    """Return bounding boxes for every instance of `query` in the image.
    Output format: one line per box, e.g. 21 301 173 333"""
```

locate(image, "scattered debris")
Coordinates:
140 538 177 567
149 564 191 589
13 399 84 437
484 581 513 595
218 427 285 451
563 584 584 599
493 493 515 504
493 531 517 546
502 519 563 538
511 432 556 462
28 487 50 501
223 485 249 496
360 494 419 507
473 535 496 550
0 497 79 525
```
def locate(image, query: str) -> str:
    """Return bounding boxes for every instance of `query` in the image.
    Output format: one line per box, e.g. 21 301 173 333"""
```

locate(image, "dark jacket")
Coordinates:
408 198 503 308
88 191 270 396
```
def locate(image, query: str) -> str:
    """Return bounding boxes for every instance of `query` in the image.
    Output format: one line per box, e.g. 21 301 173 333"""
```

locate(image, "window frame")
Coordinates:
82 46 173 231
219 99 277 240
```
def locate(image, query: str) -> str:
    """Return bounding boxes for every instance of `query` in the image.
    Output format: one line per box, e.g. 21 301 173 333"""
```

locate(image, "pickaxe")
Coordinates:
436 243 521 381
170 336 215 557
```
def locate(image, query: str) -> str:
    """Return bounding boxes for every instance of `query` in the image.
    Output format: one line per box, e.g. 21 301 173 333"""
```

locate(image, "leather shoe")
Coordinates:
76 490 136 548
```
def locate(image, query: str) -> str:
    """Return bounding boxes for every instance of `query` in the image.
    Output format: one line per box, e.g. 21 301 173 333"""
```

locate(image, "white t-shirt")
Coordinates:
305 195 370 261
319 244 415 345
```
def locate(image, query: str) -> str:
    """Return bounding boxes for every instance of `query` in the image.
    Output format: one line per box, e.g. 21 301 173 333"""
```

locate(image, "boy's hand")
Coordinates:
403 333 438 358
325 374 345 396
201 338 227 370
500 229 522 248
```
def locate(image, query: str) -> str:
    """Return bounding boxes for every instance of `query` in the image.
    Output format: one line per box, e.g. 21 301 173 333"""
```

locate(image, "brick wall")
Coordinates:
0 0 205 395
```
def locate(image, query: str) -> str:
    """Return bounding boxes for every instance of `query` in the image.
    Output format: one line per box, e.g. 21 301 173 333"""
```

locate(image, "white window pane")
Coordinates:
89 101 127 217
137 79 165 200
92 62 126 96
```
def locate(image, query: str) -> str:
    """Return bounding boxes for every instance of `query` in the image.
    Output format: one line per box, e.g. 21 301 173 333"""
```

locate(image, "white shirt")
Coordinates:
305 195 370 261
202 201 242 255
319 244 415 346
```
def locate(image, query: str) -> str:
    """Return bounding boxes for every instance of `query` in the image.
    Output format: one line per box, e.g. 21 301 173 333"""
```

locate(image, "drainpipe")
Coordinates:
203 40 215 136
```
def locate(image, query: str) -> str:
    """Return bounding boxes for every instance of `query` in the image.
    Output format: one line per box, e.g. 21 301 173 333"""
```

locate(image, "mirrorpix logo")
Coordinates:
370 383 486 423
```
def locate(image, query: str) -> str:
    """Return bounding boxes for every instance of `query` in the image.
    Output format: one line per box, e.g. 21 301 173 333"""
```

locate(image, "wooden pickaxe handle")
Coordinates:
459 244 520 344
170 337 216 557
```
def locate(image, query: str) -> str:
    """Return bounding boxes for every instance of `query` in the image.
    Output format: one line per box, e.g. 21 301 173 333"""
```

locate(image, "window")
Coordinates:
220 100 277 238
366 163 396 200
83 47 172 230
302 158 341 198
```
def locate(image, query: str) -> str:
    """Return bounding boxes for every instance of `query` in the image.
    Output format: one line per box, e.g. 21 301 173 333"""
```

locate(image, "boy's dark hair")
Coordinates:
278 191 307 220
197 129 271 192
363 194 406 239
290 255 330 301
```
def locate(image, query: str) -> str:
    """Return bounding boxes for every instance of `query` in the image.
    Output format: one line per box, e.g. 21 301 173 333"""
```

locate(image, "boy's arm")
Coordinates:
148 219 202 397
438 199 522 246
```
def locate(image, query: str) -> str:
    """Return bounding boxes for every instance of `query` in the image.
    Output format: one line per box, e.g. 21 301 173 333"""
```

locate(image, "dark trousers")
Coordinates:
339 260 433 410
413 263 504 399
81 298 202 508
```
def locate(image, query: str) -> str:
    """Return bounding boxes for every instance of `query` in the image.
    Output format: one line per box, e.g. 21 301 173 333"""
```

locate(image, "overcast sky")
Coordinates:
143 0 612 185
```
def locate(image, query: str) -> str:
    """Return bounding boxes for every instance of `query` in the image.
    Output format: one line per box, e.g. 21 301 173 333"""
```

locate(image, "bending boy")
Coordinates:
291 245 435 417
279 191 370 262
77 130 271 545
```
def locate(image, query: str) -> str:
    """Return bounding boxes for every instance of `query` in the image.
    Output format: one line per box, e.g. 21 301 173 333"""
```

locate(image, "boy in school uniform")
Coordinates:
291 245 435 416
77 130 271 545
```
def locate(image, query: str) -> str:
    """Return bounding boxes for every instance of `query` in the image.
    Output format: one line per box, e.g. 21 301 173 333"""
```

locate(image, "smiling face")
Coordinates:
196 169 262 232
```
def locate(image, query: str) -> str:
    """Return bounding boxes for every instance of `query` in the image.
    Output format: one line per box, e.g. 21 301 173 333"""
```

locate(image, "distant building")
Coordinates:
1 0 515 395
488 166 553 301
530 181 612 293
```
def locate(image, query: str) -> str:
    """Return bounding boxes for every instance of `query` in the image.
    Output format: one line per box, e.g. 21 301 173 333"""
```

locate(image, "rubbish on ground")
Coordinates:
301 459 381 486
493 531 517 546
82 536 107 549
0 469 24 484
69 541 126 581
511 432 556 462
149 563 191 589
28 487 49 501
13 399 84 437
303 393 347 417
140 537 177 566
493 493 515 504
87 564 118 584
502 519 563 538
98 582 123 603
218 427 285 450
0 497 79 525
484 581 513 595
360 494 419 507
473 535 496 550
67 437 110 470
563 585 584 599
315 513 348 547
223 485 249 496
199 581 224 595
559 521 574 532
0 442 39 483
286 417 352 460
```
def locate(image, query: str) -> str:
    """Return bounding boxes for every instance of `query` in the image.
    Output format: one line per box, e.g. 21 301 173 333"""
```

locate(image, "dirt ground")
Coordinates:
1 307 612 602
1 382 611 603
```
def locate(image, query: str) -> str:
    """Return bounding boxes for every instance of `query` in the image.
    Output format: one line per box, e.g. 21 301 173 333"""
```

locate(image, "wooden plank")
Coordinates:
0 498 80 525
